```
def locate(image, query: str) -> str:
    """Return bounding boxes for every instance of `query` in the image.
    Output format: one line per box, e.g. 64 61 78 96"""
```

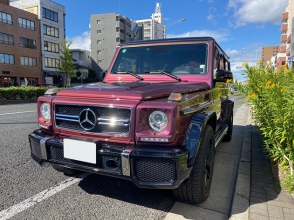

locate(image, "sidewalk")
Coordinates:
230 105 294 220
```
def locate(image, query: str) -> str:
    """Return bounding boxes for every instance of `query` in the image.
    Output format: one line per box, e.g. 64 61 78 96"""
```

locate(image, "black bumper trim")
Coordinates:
28 129 192 189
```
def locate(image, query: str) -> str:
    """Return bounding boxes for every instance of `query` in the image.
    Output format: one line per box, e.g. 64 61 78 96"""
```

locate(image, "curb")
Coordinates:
229 105 252 220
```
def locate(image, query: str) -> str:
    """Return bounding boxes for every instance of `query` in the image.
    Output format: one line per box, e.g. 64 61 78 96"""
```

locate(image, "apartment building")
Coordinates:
277 0 294 71
90 13 143 77
261 46 279 63
289 17 294 68
0 0 41 86
70 49 91 79
135 3 164 40
10 0 66 83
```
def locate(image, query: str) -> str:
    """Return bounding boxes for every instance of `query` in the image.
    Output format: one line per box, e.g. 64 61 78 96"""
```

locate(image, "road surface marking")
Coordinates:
0 173 89 220
0 110 37 116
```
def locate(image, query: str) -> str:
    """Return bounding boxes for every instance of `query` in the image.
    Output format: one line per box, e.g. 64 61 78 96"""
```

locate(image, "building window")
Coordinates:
0 33 14 45
43 24 59 38
98 60 102 64
0 54 14 65
44 57 60 68
20 37 36 49
20 56 37 67
97 40 101 44
42 7 58 22
97 20 101 24
44 41 59 53
97 30 101 34
0 11 12 24
18 18 35 30
97 50 101 54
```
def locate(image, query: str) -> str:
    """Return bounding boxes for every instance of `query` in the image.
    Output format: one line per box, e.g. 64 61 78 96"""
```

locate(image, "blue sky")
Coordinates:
57 0 287 81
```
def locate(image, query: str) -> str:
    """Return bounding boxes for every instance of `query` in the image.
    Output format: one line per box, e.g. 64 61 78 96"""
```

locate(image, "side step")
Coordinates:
214 124 228 147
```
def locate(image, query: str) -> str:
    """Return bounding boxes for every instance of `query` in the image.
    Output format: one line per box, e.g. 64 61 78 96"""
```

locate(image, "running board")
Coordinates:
214 124 228 147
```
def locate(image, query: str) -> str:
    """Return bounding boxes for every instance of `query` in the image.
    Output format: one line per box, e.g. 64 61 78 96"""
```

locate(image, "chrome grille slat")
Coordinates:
54 104 131 135
56 113 79 119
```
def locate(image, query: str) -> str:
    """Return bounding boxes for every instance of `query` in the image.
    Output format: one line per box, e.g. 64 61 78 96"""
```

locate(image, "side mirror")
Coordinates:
215 69 233 82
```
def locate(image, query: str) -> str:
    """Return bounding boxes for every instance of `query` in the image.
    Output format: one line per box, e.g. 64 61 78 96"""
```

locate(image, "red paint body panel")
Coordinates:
57 81 210 101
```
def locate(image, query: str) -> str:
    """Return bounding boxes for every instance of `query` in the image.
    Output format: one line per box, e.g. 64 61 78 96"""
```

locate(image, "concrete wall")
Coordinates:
90 13 119 76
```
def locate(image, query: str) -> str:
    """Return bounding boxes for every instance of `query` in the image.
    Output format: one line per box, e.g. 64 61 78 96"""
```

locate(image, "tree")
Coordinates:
57 39 76 79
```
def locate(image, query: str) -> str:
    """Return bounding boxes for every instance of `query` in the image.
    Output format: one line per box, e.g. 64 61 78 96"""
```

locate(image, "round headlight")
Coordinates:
148 110 168 132
40 102 51 120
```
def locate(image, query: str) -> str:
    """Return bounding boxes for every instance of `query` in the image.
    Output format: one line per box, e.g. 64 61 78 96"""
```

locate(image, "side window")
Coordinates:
213 48 219 79
219 55 224 69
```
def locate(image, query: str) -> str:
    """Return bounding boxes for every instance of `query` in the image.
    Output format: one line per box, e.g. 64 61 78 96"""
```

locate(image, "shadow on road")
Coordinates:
78 174 176 212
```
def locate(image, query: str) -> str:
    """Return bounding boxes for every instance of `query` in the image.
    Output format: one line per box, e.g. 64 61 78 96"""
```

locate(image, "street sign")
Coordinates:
62 74 66 78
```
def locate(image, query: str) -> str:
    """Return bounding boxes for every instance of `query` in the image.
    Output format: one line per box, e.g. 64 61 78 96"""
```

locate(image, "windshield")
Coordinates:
111 43 208 75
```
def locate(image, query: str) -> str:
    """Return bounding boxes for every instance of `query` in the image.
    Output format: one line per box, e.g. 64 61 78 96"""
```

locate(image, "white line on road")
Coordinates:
0 173 90 220
0 110 37 116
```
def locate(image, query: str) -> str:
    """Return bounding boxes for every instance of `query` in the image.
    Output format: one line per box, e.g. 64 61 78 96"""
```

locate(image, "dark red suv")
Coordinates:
28 37 234 205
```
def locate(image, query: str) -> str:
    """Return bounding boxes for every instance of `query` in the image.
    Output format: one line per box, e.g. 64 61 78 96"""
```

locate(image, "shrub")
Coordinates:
235 62 294 179
0 86 63 100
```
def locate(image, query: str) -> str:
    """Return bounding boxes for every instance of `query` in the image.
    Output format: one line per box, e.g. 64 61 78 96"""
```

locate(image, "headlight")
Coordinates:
40 102 51 120
148 110 168 132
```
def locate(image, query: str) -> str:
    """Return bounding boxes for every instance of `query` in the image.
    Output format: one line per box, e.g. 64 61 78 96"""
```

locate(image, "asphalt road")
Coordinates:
0 94 246 220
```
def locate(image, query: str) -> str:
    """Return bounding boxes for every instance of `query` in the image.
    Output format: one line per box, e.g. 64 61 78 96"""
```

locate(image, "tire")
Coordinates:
223 111 233 142
173 125 215 204
51 164 79 176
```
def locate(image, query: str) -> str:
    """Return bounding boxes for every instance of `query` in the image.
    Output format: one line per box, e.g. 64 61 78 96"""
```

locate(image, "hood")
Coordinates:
56 81 210 101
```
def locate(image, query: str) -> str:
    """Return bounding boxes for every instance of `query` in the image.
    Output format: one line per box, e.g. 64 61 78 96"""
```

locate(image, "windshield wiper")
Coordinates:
111 70 144 80
144 70 182 82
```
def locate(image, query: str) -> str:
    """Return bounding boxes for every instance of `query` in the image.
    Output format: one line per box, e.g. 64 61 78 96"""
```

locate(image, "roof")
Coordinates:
120 37 215 46
119 37 229 61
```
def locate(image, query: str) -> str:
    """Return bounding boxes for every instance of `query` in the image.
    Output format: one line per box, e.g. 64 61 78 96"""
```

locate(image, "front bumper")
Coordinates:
28 129 191 189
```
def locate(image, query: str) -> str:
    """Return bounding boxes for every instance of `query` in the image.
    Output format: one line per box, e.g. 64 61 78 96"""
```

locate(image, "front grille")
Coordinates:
134 157 175 182
48 145 122 175
29 138 42 159
54 104 131 134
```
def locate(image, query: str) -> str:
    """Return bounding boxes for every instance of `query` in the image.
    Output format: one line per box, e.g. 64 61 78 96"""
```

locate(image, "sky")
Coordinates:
56 0 288 82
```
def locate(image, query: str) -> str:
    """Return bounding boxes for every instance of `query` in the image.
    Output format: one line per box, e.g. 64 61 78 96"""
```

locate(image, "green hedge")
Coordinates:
235 62 294 191
0 86 60 100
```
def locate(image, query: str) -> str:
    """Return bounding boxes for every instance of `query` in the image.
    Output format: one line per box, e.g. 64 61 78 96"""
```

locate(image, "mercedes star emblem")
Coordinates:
79 108 96 131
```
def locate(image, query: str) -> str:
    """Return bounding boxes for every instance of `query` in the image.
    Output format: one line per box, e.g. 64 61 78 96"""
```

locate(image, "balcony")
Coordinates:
287 34 291 43
277 52 286 59
116 21 124 29
282 12 289 22
281 23 288 32
280 34 287 43
126 26 131 33
116 32 124 40
286 46 290 56
279 45 286 53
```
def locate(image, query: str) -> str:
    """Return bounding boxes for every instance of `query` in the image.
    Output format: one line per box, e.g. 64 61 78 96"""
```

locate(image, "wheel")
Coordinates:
173 125 215 204
223 111 233 142
51 164 80 176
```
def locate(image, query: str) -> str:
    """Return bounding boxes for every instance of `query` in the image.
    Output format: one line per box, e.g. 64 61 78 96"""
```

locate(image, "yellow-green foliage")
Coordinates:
235 62 294 177
0 86 62 100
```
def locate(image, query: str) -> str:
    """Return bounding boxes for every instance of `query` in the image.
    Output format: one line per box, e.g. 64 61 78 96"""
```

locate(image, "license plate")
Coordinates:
63 138 96 164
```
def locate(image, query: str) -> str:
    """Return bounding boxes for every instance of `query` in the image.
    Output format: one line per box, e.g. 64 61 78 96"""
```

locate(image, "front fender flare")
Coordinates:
183 111 216 167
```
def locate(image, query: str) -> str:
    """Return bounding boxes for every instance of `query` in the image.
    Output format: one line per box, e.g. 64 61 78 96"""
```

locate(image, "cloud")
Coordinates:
226 49 239 56
167 30 229 42
207 14 214 21
68 31 91 51
228 0 288 27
